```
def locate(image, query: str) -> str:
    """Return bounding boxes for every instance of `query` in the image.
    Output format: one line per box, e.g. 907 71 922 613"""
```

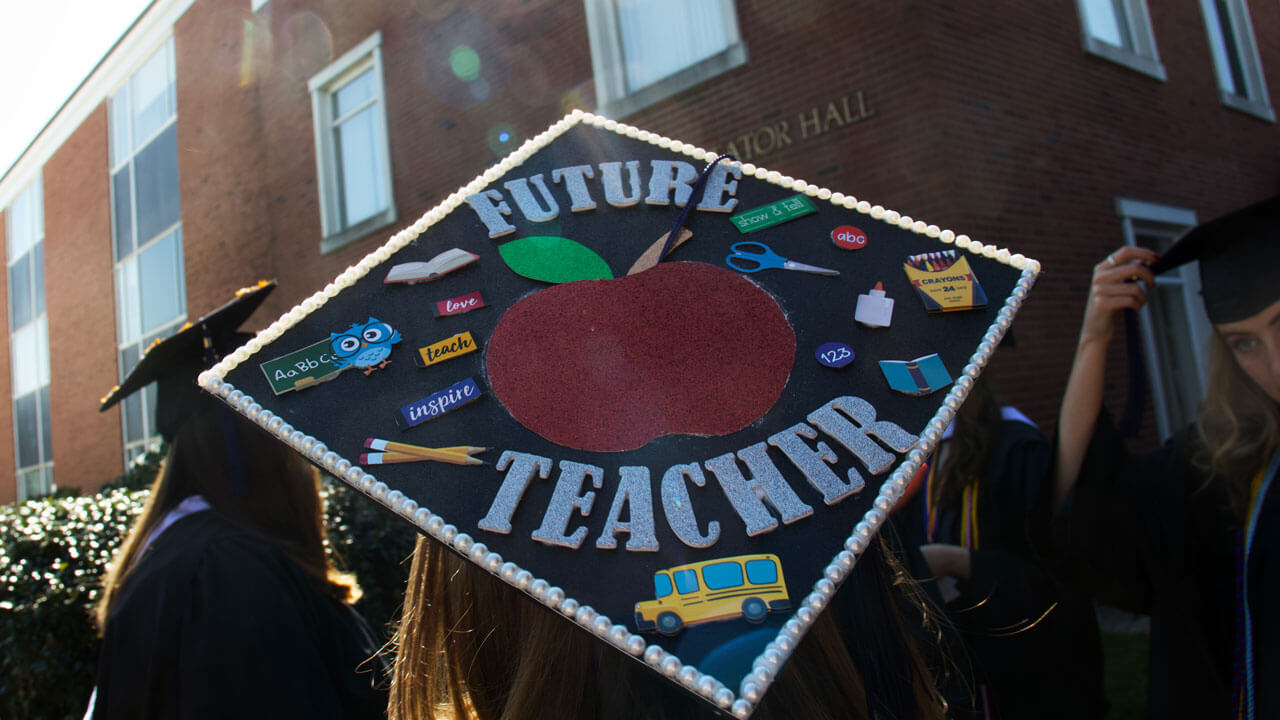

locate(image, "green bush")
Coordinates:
0 476 415 720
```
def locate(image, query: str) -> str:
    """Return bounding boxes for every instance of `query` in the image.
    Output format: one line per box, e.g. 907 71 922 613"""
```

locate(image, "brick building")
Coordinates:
0 0 1275 502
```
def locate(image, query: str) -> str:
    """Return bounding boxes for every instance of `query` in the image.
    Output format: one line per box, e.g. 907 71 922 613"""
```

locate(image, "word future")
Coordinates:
465 159 743 238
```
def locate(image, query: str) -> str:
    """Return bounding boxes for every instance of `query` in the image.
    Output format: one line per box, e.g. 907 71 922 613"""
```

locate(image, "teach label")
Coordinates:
398 377 483 428
729 195 816 233
260 339 346 395
415 331 478 368
434 291 487 318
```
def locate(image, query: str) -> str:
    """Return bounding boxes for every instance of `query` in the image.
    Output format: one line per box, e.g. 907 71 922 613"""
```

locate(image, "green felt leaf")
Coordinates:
498 236 613 283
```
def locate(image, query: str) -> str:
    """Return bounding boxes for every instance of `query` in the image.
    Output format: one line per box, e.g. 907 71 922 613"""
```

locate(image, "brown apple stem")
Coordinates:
626 228 693 276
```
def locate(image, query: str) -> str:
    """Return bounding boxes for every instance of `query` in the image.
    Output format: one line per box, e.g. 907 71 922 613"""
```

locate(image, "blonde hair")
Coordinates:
1194 333 1280 519
389 536 946 720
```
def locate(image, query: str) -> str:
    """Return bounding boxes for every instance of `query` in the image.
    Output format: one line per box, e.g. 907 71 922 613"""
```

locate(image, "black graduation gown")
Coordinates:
92 510 387 720
898 418 1106 720
1050 415 1280 719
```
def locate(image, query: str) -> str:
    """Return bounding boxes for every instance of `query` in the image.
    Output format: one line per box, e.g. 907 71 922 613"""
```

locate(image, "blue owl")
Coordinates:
330 318 402 375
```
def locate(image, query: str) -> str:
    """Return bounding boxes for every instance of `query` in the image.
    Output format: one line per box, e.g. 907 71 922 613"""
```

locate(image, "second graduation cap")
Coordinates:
198 112 1041 717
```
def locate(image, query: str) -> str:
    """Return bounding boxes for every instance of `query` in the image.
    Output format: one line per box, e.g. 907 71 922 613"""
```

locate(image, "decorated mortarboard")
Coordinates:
100 281 276 441
198 112 1039 718
1149 195 1280 325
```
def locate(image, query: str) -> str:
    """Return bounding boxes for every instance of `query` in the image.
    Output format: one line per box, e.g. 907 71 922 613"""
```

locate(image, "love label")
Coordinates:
729 195 816 233
397 377 484 429
260 339 347 395
414 331 478 368
434 291 487 318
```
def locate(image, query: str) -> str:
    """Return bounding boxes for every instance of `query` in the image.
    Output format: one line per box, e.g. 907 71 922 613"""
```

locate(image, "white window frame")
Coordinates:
308 32 397 254
585 0 748 119
6 175 54 500
1197 0 1274 122
109 37 187 467
1116 198 1210 440
1075 0 1166 81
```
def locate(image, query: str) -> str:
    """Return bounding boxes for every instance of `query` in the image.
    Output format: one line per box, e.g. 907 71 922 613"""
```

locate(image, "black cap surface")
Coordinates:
1150 196 1280 324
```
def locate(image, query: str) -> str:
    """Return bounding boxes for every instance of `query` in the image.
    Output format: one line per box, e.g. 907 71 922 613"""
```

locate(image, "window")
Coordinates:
585 0 747 118
1198 0 1274 121
1075 0 1166 80
745 559 778 585
309 32 396 254
672 568 700 594
6 176 54 499
703 561 744 590
1116 198 1209 440
109 38 186 467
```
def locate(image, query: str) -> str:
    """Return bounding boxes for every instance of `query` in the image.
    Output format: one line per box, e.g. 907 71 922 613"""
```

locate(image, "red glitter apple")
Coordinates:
485 261 796 452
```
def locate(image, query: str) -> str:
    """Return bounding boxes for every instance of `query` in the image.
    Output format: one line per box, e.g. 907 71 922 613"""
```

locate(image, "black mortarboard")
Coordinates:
1150 195 1280 325
199 112 1040 717
100 281 275 441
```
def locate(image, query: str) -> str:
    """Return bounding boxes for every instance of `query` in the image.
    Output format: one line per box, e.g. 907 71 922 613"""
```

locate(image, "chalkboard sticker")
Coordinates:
259 339 347 395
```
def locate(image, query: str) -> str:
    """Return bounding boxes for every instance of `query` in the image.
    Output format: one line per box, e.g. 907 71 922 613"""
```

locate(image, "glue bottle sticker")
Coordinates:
855 282 894 328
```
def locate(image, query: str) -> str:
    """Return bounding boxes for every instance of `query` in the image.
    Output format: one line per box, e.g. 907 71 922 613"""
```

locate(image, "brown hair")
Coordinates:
934 376 1003 513
389 535 946 720
96 397 358 629
1194 333 1280 520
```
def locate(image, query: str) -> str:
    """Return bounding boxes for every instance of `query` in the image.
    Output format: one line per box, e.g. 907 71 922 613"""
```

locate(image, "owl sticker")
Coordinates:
330 318 403 375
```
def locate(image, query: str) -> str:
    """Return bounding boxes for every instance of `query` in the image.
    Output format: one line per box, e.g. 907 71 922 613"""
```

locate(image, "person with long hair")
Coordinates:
1052 196 1280 718
88 283 386 719
388 532 950 720
895 373 1105 719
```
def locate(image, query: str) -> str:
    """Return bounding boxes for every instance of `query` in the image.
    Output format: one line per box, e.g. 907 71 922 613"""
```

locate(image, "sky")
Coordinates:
0 0 153 178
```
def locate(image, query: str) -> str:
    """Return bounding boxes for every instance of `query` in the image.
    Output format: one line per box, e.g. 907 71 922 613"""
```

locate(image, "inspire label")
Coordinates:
433 291 487 318
398 377 483 429
729 195 816 233
414 331 478 368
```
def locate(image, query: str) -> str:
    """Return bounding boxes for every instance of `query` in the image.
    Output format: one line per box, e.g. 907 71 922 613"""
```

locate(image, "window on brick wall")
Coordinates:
1116 198 1209 440
309 32 397 254
585 0 747 119
109 37 186 468
1198 0 1274 121
6 175 54 500
1076 0 1166 80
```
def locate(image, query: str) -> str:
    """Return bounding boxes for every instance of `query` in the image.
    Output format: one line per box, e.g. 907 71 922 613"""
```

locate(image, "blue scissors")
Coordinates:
725 241 840 276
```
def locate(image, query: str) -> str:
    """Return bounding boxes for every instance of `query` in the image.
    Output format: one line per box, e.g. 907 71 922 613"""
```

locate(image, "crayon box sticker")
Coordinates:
903 250 988 312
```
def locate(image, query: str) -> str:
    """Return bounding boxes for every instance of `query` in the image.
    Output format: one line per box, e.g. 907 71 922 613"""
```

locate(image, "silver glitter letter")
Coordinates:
596 466 659 552
531 460 603 549
599 160 643 207
696 162 741 213
464 189 516 238
807 396 917 476
768 422 863 505
660 463 721 549
704 443 814 537
478 451 552 534
645 160 698 207
503 174 560 223
551 165 598 213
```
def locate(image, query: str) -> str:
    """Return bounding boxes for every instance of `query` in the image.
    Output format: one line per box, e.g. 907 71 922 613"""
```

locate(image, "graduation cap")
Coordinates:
100 281 275 442
1150 195 1280 324
198 112 1040 717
